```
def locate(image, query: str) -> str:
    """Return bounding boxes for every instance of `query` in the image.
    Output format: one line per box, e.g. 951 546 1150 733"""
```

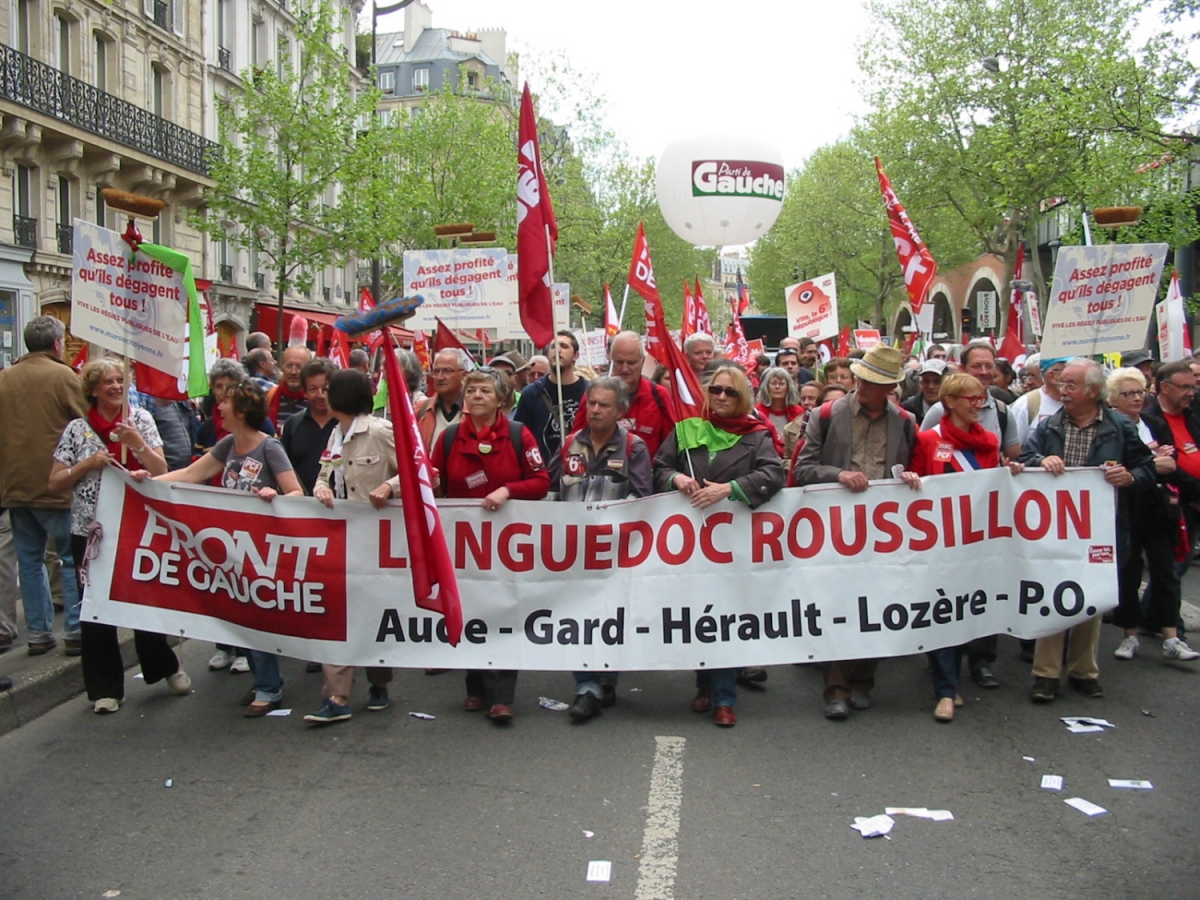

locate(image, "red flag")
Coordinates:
359 287 383 344
329 329 351 369
875 157 937 315
998 242 1026 362
735 272 750 315
433 317 475 364
681 279 696 345
659 326 705 421
133 361 189 401
412 328 432 371
725 306 752 366
474 328 492 350
835 324 852 357
628 223 669 363
381 334 463 645
603 283 619 337
693 277 713 336
70 344 88 372
517 83 558 348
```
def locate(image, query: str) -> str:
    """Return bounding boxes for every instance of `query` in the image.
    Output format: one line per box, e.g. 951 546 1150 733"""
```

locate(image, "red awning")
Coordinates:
253 303 413 344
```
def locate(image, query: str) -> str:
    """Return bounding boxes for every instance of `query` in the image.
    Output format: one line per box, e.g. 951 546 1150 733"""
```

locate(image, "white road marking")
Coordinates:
635 736 686 900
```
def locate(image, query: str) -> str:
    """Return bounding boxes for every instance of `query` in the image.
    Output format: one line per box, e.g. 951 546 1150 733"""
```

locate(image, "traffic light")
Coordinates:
961 305 974 336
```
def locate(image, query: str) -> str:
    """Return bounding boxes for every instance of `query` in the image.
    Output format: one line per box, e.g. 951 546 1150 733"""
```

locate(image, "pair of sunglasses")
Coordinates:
707 385 740 398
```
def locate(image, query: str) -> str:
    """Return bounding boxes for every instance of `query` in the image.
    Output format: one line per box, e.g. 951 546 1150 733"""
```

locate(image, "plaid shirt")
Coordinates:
1061 409 1103 467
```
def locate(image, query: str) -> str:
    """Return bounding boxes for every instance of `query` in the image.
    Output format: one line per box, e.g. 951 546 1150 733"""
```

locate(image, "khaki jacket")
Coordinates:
0 352 87 508
314 415 399 502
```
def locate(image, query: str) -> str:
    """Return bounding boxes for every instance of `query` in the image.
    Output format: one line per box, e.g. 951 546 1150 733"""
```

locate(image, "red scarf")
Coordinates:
87 406 124 456
939 416 1000 466
267 383 306 425
211 406 228 441
708 411 785 456
755 402 803 424
458 414 508 458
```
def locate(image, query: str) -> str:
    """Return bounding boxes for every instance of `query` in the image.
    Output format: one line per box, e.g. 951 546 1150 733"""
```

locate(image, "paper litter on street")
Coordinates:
1061 716 1115 728
586 860 612 882
1065 723 1105 734
884 807 953 820
1022 756 1036 762
408 712 435 720
264 708 292 717
851 814 895 837
1041 775 1064 791
538 697 569 711
582 830 594 838
1108 779 1153 789
1064 797 1108 816
133 673 144 680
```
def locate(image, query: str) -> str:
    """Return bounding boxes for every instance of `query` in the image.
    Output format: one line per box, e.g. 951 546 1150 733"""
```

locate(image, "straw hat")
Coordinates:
849 345 905 385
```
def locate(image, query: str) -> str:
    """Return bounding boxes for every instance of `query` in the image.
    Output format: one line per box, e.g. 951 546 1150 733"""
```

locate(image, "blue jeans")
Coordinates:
247 650 282 703
573 672 618 698
695 668 737 708
928 645 965 700
9 507 80 642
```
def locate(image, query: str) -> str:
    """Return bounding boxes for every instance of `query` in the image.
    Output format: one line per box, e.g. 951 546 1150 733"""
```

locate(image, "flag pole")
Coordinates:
546 224 567 451
608 283 632 375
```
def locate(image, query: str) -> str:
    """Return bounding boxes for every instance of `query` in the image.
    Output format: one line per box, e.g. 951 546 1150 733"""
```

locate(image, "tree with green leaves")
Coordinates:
198 0 380 352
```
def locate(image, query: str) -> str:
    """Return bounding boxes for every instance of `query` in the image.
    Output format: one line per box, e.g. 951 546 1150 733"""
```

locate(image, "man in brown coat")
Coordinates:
0 316 87 654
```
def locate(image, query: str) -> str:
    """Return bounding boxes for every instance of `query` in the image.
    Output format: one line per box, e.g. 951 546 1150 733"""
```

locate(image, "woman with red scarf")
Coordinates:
901 372 1024 722
653 364 785 727
754 366 804 439
429 366 550 724
49 359 183 714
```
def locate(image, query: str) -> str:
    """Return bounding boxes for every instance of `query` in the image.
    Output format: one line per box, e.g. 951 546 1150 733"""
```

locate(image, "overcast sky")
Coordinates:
368 0 874 172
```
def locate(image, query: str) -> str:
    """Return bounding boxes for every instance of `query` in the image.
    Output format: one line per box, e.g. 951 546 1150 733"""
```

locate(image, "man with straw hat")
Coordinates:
792 345 918 720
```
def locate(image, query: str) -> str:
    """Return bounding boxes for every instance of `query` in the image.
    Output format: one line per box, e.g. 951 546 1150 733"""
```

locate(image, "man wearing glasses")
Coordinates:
417 348 470 451
1155 361 1200 580
1019 357 1157 703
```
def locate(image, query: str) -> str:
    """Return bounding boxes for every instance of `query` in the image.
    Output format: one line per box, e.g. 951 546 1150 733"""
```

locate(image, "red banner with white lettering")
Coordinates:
875 157 937 316
517 83 558 349
628 223 669 364
693 277 713 337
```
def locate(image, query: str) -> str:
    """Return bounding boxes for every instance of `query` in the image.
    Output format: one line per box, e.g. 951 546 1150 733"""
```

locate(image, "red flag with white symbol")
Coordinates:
329 328 351 369
725 305 752 366
693 277 713 336
681 280 696 345
875 157 937 316
516 83 558 348
628 223 669 363
603 283 619 337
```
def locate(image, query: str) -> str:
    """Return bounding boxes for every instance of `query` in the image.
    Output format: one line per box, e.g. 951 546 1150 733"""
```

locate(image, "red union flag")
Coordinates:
693 277 713 336
382 335 463 645
517 83 558 349
108 486 349 641
725 309 752 366
875 157 937 315
681 279 696 343
603 283 619 337
628 222 670 363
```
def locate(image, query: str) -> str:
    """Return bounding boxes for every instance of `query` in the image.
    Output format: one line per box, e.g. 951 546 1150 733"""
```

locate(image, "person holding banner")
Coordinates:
1019 358 1157 703
430 367 550 723
48 358 189 713
304 368 400 725
900 373 1024 722
133 381 303 716
653 364 785 727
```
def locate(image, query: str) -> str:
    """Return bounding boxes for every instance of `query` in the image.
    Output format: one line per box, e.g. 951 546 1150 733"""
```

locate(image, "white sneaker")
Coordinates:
208 649 234 670
1163 638 1200 661
1114 635 1138 660
93 698 120 714
229 655 250 674
167 670 192 695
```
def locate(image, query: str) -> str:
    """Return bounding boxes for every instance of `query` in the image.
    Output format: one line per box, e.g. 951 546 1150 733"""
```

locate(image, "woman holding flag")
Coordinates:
653 364 784 727
900 373 1024 722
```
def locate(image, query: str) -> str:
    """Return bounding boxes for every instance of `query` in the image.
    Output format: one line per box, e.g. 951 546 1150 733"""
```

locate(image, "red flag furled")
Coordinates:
433 317 475 364
381 335 463 645
681 280 696 345
411 328 432 370
628 223 669 363
875 157 937 316
70 344 88 372
735 272 750 315
603 283 619 337
516 83 558 348
835 324 853 357
693 277 713 336
725 306 752 366
998 242 1026 362
329 328 351 369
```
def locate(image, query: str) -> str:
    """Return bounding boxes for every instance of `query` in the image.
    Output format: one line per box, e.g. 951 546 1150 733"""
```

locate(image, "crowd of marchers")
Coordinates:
0 317 1196 729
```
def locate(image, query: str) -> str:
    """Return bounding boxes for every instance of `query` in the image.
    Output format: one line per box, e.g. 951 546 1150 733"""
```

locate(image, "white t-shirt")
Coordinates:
1011 388 1063 450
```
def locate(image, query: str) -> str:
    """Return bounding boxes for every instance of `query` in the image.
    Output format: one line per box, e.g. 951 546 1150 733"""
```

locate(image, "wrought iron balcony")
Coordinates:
56 223 72 255
220 264 233 282
218 47 231 72
0 45 217 176
12 215 37 249
254 272 265 290
152 0 169 30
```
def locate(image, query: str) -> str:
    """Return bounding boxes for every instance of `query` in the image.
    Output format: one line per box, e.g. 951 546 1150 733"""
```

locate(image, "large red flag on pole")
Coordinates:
693 277 713 336
659 326 705 422
725 301 752 366
998 242 1026 362
381 335 463 645
628 223 669 363
875 157 937 316
517 83 558 348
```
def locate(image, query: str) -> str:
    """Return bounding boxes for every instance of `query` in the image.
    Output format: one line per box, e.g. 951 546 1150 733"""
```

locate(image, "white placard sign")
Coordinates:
572 328 608 369
1041 244 1168 357
70 220 189 374
785 273 839 341
403 248 513 331
977 291 997 329
552 283 570 333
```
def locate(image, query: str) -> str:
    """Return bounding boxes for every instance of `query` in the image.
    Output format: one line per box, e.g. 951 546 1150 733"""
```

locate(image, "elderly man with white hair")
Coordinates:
684 332 715 378
570 331 675 457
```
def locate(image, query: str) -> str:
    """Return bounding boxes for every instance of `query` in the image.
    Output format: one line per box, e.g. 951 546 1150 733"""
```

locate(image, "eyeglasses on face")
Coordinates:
707 385 741 398
1118 390 1145 400
1164 381 1196 393
430 367 462 376
950 394 989 406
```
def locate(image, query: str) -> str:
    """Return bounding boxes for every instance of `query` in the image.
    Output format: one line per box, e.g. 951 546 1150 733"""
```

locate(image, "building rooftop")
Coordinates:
374 30 501 68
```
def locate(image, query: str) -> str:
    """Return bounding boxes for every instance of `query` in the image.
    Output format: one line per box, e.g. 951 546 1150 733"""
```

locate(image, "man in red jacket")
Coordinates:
572 331 675 457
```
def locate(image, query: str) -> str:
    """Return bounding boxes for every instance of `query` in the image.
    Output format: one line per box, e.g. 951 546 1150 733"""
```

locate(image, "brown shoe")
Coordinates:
63 639 82 657
691 688 712 713
239 689 256 706
713 705 737 727
243 700 281 717
27 639 57 656
934 697 955 722
463 695 485 712
487 703 513 722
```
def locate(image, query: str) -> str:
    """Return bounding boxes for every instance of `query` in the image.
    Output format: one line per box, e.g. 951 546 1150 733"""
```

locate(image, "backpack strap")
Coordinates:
509 417 523 450
995 398 1009 442
440 423 460 464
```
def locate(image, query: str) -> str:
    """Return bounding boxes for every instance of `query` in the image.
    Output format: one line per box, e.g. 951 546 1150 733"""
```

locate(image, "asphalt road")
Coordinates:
1 623 1197 899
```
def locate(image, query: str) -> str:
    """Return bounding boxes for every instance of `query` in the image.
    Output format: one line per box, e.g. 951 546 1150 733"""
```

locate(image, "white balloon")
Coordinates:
656 136 786 247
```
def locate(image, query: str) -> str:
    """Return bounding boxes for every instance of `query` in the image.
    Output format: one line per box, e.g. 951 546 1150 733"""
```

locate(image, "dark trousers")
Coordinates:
966 635 997 669
928 645 965 699
72 535 179 702
822 659 878 702
465 670 517 705
1116 527 1181 632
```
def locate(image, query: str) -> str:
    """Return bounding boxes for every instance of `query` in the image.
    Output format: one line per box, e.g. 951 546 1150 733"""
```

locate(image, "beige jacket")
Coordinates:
0 352 87 508
314 415 399 502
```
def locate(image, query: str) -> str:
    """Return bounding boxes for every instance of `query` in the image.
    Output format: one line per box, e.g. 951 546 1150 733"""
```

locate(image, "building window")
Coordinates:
413 67 429 91
467 70 479 90
151 64 167 117
171 0 184 37
251 21 261 67
14 165 32 218
217 0 230 56
277 36 289 78
94 32 110 92
53 12 71 74
14 0 32 55
96 188 107 228
57 177 73 254
379 70 395 93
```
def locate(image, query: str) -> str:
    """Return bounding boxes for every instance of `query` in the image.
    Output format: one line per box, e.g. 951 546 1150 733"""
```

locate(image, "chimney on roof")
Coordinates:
476 28 508 80
404 1 433 54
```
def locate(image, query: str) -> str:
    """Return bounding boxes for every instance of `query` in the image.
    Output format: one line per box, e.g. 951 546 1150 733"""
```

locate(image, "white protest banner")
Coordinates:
84 468 1115 671
573 328 608 369
71 219 189 374
785 273 839 341
977 291 997 329
552 282 570 332
1157 272 1187 361
1027 291 1043 338
853 328 882 350
403 248 512 332
1041 243 1168 357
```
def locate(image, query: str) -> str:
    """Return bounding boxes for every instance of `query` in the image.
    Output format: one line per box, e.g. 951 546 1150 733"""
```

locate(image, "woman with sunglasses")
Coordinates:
900 373 1023 722
429 366 550 724
653 364 785 727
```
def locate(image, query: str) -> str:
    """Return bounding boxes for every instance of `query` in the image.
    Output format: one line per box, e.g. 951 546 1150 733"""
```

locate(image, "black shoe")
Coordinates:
305 661 323 673
568 692 602 721
824 699 850 719
1030 677 1058 703
1068 677 1104 699
736 666 768 686
972 665 1001 689
0 675 12 692
366 684 390 711
600 685 617 708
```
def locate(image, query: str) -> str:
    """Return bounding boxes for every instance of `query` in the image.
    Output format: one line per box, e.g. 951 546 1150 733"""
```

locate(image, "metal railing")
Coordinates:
254 272 265 290
0 45 217 176
13 215 37 249
218 47 231 72
56 223 72 255
220 264 233 282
